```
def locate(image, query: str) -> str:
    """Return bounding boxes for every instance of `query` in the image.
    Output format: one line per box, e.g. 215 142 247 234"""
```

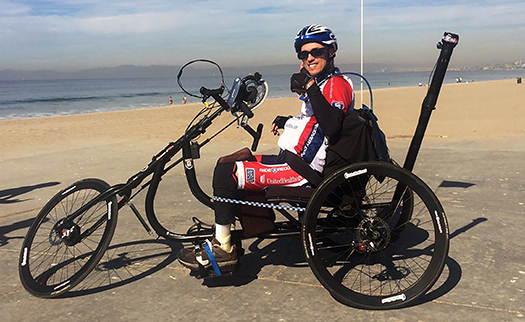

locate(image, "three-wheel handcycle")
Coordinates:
18 32 458 309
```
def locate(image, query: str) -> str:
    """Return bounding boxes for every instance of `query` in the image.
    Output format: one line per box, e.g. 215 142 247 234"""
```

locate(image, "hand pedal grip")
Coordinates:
249 123 264 152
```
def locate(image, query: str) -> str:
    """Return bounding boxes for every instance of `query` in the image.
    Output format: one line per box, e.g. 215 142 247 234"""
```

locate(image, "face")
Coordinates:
299 42 332 77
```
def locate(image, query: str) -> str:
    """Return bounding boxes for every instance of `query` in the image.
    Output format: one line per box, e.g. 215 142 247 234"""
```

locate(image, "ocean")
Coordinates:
0 69 523 120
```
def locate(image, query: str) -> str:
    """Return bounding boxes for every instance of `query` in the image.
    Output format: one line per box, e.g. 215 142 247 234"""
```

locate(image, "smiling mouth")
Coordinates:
307 62 318 69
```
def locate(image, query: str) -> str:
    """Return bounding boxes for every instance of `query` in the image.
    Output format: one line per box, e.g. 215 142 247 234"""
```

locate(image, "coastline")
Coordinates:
2 68 524 121
1 78 524 155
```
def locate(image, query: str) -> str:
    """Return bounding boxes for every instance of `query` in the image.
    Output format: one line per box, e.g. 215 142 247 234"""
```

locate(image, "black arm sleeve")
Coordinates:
306 83 345 137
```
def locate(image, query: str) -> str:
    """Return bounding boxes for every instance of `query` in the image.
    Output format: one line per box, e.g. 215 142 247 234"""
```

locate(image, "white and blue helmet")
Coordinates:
294 24 338 53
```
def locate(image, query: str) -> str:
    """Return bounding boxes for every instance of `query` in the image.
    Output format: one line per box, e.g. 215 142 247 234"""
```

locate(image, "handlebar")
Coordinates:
197 75 265 152
237 101 254 118
244 123 264 151
213 93 261 151
199 86 225 99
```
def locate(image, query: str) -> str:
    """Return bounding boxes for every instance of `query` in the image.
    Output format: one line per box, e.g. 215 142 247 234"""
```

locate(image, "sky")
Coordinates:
1 0 524 72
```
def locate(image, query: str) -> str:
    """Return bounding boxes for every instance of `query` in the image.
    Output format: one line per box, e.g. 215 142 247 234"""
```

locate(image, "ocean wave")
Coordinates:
2 70 521 120
0 91 170 106
0 103 164 120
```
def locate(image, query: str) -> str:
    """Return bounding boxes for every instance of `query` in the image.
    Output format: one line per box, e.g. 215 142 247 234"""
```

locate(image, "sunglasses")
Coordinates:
297 47 327 60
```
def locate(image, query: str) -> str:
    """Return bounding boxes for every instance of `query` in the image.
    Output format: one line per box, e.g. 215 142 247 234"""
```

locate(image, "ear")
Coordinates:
328 48 336 58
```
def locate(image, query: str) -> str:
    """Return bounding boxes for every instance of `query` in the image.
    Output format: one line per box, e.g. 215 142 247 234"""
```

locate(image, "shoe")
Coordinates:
177 238 239 271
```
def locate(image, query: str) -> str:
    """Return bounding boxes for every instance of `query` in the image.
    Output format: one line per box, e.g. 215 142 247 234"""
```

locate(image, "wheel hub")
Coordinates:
356 217 391 252
50 219 81 246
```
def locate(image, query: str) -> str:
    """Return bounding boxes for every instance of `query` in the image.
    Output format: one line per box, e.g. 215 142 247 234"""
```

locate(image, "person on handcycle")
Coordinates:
178 24 355 271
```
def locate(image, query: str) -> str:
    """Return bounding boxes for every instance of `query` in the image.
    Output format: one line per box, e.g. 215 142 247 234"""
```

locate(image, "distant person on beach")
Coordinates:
178 24 354 272
182 95 187 104
169 96 173 105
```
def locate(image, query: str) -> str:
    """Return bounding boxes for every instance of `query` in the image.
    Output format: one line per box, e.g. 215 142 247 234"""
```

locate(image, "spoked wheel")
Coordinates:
19 178 118 298
302 162 448 309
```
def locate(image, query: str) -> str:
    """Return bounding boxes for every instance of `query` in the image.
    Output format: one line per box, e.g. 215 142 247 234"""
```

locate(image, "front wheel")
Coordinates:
302 162 449 309
19 178 118 298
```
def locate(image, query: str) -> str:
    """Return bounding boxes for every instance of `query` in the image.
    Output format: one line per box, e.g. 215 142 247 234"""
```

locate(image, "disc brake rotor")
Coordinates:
356 217 391 252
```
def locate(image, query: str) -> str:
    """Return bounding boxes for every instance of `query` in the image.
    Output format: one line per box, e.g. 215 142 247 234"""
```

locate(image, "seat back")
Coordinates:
324 108 388 178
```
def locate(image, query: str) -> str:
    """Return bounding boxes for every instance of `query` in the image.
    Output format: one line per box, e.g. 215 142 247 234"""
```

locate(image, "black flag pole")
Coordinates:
403 32 459 172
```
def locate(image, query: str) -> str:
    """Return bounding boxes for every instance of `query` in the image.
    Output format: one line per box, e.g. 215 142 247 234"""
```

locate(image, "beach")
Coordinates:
1 79 523 153
1 78 524 218
1 78 523 213
1 79 524 321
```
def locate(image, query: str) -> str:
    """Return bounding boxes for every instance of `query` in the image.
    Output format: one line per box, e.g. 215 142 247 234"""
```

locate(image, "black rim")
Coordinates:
19 179 116 297
303 162 448 309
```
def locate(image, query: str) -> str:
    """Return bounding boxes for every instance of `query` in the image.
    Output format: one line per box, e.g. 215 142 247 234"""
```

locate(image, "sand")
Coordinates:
1 79 523 157
1 78 524 318
372 79 525 140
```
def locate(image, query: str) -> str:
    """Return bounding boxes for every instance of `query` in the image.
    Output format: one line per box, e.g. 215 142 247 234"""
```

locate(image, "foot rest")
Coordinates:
189 261 241 279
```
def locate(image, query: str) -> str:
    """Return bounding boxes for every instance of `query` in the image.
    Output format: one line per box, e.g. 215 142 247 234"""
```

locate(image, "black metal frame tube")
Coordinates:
403 32 459 172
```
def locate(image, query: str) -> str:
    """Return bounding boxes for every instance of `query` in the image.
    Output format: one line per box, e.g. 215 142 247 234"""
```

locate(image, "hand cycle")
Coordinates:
19 32 458 310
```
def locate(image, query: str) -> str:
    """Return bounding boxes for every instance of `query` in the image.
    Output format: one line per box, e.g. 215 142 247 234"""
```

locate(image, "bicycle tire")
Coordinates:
19 178 118 298
302 162 448 309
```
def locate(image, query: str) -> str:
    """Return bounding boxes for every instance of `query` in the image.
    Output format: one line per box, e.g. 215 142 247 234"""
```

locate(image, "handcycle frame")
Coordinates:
67 75 298 244
19 32 459 309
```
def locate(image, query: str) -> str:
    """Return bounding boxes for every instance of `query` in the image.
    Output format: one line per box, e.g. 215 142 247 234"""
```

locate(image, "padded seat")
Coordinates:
265 186 314 207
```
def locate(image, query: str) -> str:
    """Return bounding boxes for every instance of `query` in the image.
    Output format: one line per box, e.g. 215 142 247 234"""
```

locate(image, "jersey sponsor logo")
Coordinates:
299 123 324 163
246 168 255 184
331 101 344 109
266 175 303 185
259 166 291 173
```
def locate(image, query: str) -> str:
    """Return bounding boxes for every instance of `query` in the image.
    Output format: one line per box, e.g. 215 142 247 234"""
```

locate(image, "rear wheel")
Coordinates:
19 178 118 298
302 162 448 309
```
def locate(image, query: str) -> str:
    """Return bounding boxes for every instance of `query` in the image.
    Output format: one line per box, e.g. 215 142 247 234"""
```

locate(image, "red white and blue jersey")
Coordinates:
278 70 354 172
